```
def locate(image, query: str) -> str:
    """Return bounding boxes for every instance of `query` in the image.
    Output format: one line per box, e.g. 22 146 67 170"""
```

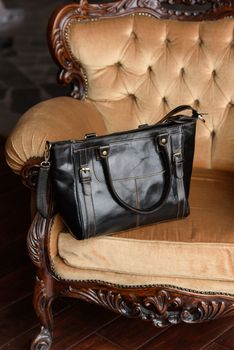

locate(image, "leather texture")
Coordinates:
38 106 198 239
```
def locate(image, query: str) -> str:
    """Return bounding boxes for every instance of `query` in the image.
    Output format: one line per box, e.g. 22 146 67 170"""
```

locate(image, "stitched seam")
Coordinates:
175 176 180 218
180 126 186 218
72 148 86 236
135 178 140 227
50 263 234 297
92 157 166 183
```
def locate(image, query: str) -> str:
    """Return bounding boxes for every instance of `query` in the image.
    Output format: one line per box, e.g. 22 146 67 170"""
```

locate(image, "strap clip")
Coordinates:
80 167 91 183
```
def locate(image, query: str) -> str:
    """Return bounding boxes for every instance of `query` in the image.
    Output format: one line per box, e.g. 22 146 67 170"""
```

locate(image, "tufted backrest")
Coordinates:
66 14 234 171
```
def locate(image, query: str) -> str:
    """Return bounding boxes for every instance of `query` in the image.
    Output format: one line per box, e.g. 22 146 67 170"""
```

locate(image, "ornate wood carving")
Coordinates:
64 286 234 327
50 27 87 100
27 208 234 347
21 158 41 190
48 0 234 100
31 326 52 350
27 211 55 281
31 276 54 350
27 214 48 267
88 0 234 19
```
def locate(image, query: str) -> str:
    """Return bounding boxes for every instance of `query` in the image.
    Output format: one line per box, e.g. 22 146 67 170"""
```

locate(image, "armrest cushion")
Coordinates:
5 97 107 174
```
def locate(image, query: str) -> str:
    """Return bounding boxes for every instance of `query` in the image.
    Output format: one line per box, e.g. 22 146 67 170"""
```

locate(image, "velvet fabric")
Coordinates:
69 16 234 171
6 16 234 173
5 97 106 173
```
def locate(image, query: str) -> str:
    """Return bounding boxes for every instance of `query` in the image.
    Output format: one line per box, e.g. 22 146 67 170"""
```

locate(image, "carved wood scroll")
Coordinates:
64 285 234 327
48 0 234 100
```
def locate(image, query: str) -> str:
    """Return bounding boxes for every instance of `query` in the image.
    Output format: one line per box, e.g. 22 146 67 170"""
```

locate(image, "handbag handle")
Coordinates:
99 134 172 215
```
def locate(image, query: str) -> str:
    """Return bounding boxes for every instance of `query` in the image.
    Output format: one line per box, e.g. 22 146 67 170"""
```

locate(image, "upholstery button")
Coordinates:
194 99 200 106
116 61 122 67
180 67 185 76
212 70 216 77
198 38 203 46
129 93 137 101
148 66 152 72
231 40 234 47
229 101 234 107
162 97 167 103
131 31 137 39
165 38 171 44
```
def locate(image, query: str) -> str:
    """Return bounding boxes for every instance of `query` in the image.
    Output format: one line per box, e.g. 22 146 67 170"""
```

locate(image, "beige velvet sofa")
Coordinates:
5 1 234 349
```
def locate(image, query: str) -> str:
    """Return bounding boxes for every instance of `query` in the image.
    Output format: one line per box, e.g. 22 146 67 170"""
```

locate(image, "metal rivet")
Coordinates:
102 150 108 156
161 138 167 145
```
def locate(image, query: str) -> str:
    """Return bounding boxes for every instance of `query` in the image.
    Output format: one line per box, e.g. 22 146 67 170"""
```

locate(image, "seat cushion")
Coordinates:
52 168 234 294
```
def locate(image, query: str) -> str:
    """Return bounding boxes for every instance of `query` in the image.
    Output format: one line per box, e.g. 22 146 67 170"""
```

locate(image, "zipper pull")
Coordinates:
40 141 51 168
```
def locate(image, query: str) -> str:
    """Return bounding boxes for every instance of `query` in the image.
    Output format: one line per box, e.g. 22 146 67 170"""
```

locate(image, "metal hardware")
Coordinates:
173 152 183 163
99 145 110 158
40 161 51 168
157 134 169 147
197 113 207 123
80 167 90 174
138 124 149 129
40 142 51 167
158 137 168 146
79 167 91 184
85 133 97 139
44 142 51 162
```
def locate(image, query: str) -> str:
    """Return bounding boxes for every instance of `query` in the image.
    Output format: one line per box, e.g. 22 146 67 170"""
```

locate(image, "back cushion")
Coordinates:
68 15 234 171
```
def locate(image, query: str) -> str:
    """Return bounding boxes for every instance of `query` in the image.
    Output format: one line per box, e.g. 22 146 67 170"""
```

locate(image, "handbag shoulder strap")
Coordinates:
156 105 204 124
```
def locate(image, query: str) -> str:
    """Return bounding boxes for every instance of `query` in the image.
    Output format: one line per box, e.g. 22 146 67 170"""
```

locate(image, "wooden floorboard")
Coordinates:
68 334 123 350
48 303 119 350
0 264 34 310
204 344 231 350
0 297 72 350
0 296 37 347
97 317 170 350
214 326 234 350
137 318 234 350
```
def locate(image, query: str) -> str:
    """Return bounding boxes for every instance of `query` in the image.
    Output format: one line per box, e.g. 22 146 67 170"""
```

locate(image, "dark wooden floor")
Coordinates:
1 139 234 350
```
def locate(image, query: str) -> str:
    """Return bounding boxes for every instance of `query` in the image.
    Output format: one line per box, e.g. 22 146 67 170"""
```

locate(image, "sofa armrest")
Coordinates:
5 96 107 174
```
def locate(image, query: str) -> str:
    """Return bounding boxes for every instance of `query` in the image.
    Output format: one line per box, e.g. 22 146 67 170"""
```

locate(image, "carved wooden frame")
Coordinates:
22 1 234 349
27 214 234 350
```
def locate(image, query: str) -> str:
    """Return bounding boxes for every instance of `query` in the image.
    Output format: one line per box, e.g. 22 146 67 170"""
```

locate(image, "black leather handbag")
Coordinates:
37 105 204 240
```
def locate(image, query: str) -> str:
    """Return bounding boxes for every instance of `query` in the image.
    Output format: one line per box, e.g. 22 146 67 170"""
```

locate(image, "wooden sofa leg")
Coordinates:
31 275 54 350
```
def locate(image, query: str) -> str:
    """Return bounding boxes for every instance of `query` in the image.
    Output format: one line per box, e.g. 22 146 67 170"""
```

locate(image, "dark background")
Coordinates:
1 0 112 137
0 0 71 137
0 0 202 137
